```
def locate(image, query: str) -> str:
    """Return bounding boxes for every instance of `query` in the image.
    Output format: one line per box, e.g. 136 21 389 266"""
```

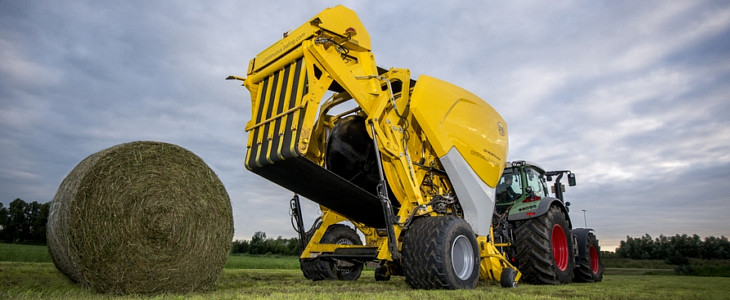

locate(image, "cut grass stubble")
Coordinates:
3 262 730 300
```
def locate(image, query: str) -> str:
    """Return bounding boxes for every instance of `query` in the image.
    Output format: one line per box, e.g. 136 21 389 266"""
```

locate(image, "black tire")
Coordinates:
300 257 334 281
299 224 364 281
374 265 391 281
512 205 575 284
300 227 335 281
402 216 480 289
573 228 604 283
322 224 364 281
500 268 519 288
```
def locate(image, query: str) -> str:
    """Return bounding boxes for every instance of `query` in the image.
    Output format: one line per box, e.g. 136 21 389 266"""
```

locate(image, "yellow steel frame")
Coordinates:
234 4 518 285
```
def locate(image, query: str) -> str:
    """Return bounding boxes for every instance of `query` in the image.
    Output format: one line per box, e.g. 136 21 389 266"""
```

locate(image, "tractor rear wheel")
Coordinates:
403 216 480 289
300 224 363 281
513 205 575 284
573 228 604 282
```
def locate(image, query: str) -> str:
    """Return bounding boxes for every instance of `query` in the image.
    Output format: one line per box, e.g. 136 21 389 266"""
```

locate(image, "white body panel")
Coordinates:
440 147 496 236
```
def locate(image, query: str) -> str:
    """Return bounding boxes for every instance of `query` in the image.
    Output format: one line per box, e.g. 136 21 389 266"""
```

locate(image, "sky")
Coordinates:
2 1 729 251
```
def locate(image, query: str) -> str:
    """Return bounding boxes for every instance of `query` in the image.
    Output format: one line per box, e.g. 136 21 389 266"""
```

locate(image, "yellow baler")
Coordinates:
229 5 519 289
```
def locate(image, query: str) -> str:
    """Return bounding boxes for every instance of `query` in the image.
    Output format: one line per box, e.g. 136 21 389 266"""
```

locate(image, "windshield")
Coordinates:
496 171 522 204
525 168 548 198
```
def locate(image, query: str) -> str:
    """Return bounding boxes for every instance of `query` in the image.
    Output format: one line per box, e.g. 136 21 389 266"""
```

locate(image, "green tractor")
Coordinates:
493 161 604 284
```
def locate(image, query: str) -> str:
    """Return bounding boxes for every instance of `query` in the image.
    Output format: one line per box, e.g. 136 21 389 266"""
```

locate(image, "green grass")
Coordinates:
0 243 301 269
0 243 52 263
225 254 300 269
3 243 730 299
602 257 672 269
2 263 730 299
682 258 730 277
601 256 730 277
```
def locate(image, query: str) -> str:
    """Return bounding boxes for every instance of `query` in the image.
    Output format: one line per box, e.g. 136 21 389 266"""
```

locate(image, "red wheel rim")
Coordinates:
551 224 569 271
589 245 599 274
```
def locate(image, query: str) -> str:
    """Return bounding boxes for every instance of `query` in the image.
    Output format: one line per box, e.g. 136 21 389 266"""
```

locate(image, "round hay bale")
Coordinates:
47 141 233 294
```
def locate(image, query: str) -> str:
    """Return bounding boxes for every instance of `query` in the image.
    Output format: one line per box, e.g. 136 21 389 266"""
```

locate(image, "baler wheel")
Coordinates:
403 216 480 289
299 224 363 281
323 224 364 280
299 257 334 281
500 268 519 288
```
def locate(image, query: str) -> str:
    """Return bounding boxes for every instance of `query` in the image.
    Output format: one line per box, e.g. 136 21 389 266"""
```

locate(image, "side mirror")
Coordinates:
546 175 553 181
568 173 576 186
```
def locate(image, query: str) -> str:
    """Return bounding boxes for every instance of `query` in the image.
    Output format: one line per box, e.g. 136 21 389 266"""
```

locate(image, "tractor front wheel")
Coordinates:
403 216 480 289
513 205 575 284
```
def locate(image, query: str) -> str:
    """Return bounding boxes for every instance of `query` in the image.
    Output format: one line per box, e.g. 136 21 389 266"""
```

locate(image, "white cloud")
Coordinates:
1 0 729 250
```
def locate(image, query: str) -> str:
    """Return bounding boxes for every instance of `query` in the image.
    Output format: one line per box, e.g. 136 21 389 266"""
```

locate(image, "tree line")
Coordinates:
231 231 300 256
615 233 730 264
0 198 302 255
0 198 50 244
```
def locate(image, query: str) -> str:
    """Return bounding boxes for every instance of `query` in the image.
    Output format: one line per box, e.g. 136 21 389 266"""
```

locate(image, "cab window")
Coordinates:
496 172 522 204
524 168 547 198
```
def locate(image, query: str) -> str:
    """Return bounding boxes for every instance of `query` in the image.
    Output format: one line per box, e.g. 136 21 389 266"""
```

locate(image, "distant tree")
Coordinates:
0 199 51 244
652 234 669 259
283 236 300 255
0 202 7 230
231 239 250 254
230 232 300 255
701 236 730 259
27 201 50 243
272 236 300 256
249 231 268 254
672 234 702 260
616 233 730 261
3 199 29 243
617 234 655 259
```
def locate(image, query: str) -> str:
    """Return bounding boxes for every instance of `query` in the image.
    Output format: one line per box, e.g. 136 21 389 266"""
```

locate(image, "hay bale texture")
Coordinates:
47 141 233 294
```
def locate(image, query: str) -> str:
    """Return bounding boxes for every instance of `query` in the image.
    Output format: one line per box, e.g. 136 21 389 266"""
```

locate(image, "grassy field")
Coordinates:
226 254 300 269
2 243 730 299
0 243 52 262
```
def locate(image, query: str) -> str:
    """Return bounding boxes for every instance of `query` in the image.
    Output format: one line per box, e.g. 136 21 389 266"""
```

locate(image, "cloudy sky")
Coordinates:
2 1 729 251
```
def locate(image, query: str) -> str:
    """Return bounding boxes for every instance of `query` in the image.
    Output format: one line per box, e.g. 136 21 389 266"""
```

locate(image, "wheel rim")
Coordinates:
551 224 569 271
589 245 599 274
451 235 475 280
336 238 353 245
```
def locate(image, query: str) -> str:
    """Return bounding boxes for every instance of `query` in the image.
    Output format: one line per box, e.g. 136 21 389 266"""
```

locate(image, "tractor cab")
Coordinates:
495 161 576 216
496 161 549 214
492 161 601 285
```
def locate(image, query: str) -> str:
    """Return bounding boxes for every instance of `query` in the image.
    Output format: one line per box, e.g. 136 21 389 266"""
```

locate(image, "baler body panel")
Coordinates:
410 75 508 189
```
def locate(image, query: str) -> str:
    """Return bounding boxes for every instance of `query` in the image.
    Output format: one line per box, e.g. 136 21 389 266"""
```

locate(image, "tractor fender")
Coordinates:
508 197 572 228
572 228 595 238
